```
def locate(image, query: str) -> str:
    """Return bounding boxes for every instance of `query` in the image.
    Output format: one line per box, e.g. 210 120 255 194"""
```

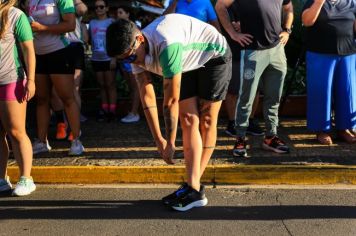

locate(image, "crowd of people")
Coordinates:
0 0 356 211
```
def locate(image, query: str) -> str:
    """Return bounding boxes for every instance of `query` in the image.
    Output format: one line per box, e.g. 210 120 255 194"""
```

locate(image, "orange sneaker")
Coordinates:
56 122 67 140
68 130 81 142
67 132 74 142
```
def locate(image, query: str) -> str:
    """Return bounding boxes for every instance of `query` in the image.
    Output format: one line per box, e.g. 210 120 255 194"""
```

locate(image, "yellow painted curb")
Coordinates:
7 165 356 185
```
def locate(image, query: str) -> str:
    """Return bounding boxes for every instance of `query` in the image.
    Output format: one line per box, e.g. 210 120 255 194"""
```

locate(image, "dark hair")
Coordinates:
106 19 138 57
117 5 131 14
117 5 135 21
95 0 109 7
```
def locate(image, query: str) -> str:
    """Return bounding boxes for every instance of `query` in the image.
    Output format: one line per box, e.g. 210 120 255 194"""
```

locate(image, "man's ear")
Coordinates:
136 34 145 43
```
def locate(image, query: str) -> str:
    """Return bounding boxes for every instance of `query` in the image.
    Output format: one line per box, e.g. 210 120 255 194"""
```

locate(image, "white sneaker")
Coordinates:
32 139 52 154
69 138 84 156
12 176 36 196
0 176 12 192
120 113 140 123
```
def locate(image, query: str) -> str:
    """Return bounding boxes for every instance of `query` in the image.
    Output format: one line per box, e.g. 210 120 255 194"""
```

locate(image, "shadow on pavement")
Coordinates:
1 200 356 220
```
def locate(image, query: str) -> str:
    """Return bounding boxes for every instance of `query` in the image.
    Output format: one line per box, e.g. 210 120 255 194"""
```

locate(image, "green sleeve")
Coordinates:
15 13 33 42
57 0 75 15
159 43 183 78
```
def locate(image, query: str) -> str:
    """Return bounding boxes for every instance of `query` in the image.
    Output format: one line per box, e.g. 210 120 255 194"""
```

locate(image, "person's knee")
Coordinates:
59 92 76 107
36 94 50 106
8 129 27 143
179 112 199 129
200 114 214 131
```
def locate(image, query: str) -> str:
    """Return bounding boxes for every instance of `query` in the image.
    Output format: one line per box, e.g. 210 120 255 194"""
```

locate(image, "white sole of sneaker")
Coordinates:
232 150 247 157
172 198 208 212
246 131 265 136
262 143 289 154
33 149 51 155
225 130 236 137
12 185 36 197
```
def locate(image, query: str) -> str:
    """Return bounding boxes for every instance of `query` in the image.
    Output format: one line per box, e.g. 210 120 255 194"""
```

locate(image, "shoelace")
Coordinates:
17 178 31 186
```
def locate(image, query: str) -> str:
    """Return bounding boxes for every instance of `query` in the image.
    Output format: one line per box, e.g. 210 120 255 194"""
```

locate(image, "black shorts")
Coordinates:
91 60 111 72
36 47 75 75
68 42 85 70
180 47 232 101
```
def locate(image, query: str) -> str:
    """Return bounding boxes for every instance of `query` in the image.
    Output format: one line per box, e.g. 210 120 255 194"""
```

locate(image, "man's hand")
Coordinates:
279 31 290 45
230 31 253 47
163 142 175 164
156 138 175 164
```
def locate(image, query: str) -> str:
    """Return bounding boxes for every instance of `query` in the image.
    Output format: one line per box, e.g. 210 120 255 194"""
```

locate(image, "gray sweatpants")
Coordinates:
235 43 287 137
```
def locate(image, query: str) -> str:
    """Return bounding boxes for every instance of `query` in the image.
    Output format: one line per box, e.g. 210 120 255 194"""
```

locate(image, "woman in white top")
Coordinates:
28 0 84 155
0 0 36 196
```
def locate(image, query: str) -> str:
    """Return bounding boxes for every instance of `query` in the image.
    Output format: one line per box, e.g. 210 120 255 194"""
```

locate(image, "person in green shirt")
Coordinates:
0 0 36 196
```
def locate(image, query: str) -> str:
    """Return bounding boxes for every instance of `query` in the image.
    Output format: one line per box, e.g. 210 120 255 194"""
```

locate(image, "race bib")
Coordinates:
93 36 105 52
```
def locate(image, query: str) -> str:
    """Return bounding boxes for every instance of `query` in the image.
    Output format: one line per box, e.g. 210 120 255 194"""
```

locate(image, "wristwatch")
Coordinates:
283 27 292 34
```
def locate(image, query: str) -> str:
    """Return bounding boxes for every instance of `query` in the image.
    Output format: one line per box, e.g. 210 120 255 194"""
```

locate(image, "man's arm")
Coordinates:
162 73 181 162
215 0 253 47
280 1 294 45
135 71 175 164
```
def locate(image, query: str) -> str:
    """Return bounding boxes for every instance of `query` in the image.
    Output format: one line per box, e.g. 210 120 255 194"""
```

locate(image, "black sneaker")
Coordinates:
262 136 290 153
246 119 264 136
225 122 237 137
233 137 247 157
96 109 106 122
162 183 206 206
162 183 189 205
171 186 208 212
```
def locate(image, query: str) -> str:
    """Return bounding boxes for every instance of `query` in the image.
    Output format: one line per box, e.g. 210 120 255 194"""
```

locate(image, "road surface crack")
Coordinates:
276 193 293 236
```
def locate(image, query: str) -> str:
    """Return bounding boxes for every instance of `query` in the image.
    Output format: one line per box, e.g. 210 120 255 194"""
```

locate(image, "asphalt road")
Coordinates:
1 185 356 236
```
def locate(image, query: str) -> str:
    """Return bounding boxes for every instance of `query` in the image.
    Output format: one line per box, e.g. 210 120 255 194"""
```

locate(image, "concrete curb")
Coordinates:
7 165 356 185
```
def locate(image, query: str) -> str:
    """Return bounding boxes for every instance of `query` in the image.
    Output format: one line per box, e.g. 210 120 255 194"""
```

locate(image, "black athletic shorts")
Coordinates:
36 47 75 75
91 60 111 72
68 42 85 70
180 46 232 101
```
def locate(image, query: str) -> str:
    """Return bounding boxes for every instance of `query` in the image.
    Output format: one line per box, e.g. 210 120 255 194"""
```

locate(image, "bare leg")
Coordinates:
124 71 140 115
179 97 202 191
199 100 222 176
96 72 108 108
73 69 83 109
35 74 51 142
0 100 33 178
224 93 237 121
51 74 80 139
104 70 117 107
0 124 9 179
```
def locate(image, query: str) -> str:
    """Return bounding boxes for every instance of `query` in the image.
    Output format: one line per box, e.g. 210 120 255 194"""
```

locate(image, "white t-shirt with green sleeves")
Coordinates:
131 14 228 78
28 0 75 55
0 7 33 85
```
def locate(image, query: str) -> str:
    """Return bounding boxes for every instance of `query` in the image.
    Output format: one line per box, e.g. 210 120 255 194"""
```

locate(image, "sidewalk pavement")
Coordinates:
7 117 356 185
